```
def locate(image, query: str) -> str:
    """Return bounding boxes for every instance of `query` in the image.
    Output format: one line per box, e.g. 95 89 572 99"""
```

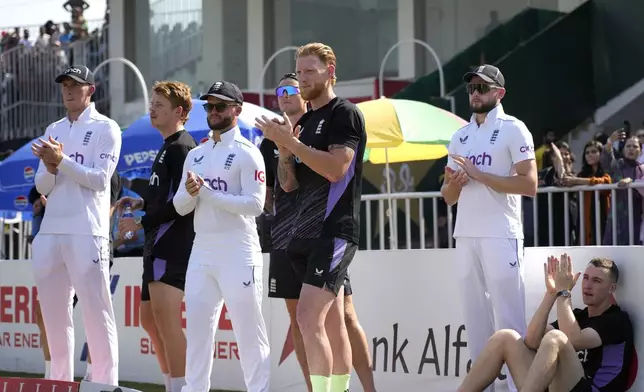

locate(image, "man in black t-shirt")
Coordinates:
117 81 196 392
260 74 376 392
459 256 634 392
257 43 367 392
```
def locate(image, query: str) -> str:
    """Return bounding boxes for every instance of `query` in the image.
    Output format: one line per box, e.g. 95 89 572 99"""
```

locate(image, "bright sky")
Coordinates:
0 0 106 30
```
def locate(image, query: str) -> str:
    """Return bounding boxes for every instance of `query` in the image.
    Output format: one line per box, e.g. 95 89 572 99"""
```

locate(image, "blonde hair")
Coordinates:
152 81 193 124
296 42 337 85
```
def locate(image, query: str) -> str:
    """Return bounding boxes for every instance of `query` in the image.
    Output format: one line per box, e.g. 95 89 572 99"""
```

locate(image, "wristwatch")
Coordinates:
556 289 571 298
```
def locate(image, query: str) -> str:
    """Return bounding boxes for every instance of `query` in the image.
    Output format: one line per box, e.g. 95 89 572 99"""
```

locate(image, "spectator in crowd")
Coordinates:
34 26 49 48
536 142 577 246
562 140 611 245
535 130 557 170
63 0 89 13
635 127 644 164
20 29 32 48
602 132 644 245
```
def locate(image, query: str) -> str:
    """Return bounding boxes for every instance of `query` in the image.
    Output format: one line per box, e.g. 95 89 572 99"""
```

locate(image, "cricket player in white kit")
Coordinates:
30 65 121 385
441 65 537 392
173 81 270 392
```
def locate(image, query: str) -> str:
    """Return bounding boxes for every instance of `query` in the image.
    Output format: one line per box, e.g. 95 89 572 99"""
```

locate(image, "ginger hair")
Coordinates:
152 81 193 124
296 42 337 85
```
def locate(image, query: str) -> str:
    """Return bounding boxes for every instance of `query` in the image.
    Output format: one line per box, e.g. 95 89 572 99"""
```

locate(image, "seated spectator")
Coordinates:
458 256 634 392
561 140 611 245
602 133 644 245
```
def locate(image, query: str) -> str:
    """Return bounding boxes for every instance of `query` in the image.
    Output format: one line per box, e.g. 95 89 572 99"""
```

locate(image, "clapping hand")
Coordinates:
186 171 204 196
32 136 64 173
548 253 581 292
450 155 482 181
446 167 469 188
255 114 301 148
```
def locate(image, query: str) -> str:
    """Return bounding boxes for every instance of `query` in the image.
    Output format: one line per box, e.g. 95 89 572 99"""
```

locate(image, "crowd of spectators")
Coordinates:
0 1 109 144
526 121 644 247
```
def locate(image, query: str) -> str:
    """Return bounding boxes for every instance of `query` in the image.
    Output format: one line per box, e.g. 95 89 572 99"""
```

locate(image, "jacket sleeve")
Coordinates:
35 125 57 195
142 143 192 228
199 147 266 216
588 174 612 185
57 121 121 191
172 150 198 216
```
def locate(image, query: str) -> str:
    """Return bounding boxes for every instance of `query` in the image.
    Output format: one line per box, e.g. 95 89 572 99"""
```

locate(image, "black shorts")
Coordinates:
141 255 188 301
569 376 593 392
286 237 357 296
268 249 353 299
73 259 113 308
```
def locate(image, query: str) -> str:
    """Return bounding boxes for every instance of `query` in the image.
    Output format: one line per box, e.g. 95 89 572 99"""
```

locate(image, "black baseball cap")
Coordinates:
463 64 505 87
55 65 95 85
199 81 244 104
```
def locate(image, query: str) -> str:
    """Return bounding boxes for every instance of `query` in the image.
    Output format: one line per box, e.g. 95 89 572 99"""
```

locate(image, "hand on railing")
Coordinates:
617 178 633 188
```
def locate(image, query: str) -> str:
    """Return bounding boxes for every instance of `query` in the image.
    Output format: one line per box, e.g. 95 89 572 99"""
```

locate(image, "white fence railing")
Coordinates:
2 183 643 260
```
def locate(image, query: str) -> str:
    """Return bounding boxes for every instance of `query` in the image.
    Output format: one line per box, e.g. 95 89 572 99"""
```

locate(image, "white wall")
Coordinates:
1 247 640 391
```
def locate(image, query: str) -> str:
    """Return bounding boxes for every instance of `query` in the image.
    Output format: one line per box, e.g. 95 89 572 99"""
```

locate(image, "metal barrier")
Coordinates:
0 26 109 142
2 183 643 260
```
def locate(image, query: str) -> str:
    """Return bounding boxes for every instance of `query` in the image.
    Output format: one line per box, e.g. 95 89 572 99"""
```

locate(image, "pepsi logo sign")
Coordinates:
23 166 35 181
14 195 29 210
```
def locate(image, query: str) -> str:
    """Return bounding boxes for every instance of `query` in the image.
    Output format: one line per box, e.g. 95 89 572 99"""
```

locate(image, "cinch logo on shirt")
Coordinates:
520 145 534 153
467 152 493 166
204 177 228 192
149 172 160 186
100 153 117 163
69 152 85 165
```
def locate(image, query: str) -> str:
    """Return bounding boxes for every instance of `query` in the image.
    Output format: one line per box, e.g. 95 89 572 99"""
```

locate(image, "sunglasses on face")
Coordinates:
275 85 300 97
203 102 237 113
466 83 500 95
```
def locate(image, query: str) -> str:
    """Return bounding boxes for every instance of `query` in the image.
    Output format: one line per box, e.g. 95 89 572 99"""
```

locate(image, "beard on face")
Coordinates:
208 115 233 131
301 81 325 101
470 99 498 114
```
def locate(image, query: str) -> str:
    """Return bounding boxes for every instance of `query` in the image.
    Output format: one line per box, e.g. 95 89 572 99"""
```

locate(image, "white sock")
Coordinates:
163 373 171 392
171 377 186 392
84 364 92 381
44 361 51 379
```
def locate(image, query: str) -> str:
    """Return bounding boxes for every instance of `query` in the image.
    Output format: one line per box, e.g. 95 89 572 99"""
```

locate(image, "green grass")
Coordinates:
0 371 235 392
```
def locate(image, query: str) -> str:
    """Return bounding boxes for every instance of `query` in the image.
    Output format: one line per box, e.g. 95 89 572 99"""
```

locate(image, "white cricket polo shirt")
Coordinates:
35 103 122 239
446 105 535 239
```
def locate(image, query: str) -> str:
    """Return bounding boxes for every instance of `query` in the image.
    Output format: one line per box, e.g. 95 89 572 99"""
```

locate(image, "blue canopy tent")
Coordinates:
118 99 275 173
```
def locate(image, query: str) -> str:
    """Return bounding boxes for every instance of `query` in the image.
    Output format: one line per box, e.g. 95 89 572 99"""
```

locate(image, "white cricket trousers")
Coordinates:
31 234 119 385
182 247 270 392
456 237 526 392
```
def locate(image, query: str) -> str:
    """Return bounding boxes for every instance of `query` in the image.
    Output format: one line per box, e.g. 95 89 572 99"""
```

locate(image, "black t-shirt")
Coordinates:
142 130 196 262
551 305 634 391
292 97 366 243
259 138 299 250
